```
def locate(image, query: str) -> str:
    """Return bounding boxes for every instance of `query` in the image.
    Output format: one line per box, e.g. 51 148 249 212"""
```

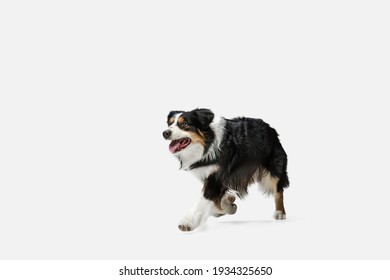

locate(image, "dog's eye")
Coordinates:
181 121 189 128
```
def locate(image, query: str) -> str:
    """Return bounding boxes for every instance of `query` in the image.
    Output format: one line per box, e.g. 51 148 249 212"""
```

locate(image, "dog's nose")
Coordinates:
163 129 171 139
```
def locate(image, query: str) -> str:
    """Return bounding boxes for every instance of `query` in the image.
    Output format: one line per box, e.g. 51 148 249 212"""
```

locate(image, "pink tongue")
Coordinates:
169 140 181 153
169 139 191 153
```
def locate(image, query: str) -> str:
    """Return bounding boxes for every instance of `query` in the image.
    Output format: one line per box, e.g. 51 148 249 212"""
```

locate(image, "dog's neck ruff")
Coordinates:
181 116 225 171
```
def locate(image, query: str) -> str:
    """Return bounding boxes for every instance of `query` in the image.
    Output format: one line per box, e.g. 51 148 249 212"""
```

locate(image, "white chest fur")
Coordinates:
189 164 219 181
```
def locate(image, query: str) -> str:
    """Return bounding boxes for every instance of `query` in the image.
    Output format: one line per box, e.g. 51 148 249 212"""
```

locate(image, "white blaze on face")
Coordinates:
168 113 189 140
169 113 182 128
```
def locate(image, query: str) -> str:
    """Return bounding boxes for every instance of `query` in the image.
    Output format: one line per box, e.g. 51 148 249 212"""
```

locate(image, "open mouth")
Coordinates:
169 138 191 153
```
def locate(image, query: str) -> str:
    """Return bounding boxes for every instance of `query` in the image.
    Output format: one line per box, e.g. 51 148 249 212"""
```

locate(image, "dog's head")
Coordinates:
162 108 215 155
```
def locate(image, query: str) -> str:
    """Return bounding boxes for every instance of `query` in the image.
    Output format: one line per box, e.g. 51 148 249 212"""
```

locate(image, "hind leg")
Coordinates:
274 190 286 219
268 143 289 219
259 172 287 220
273 169 289 219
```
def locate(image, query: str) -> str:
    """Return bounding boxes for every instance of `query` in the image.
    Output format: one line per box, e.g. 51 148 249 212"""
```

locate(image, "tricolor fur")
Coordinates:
163 108 290 231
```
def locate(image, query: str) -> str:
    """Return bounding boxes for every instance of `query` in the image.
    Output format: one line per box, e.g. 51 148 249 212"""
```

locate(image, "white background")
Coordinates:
1 0 389 260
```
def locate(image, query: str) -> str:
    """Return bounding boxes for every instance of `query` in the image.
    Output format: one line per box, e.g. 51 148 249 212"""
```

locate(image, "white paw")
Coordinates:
178 196 215 231
178 215 200 232
273 210 286 220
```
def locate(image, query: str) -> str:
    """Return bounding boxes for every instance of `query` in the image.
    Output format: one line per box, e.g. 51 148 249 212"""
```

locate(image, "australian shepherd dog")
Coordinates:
163 108 289 231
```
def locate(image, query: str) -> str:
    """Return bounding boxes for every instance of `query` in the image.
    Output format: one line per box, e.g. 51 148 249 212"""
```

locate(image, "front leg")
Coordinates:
178 195 215 231
178 173 236 231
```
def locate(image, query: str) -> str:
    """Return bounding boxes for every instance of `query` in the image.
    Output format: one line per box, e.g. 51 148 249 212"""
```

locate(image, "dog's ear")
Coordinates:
190 108 215 130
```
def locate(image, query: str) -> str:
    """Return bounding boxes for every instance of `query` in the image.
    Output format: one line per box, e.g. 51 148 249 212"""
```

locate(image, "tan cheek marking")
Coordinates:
187 130 205 146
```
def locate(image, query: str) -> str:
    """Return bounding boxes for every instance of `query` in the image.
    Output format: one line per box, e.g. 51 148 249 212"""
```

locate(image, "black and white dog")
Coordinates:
163 108 289 231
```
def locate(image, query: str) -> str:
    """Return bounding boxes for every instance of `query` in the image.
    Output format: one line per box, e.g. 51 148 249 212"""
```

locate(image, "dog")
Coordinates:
162 108 289 231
